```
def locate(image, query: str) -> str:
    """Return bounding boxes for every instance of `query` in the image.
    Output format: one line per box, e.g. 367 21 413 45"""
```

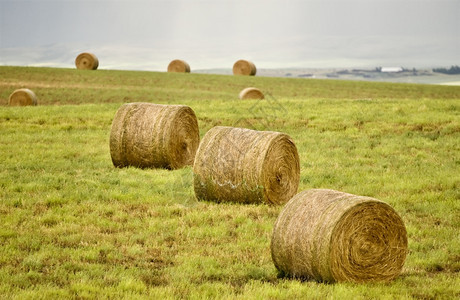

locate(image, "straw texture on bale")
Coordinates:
167 59 191 73
193 126 300 205
239 87 264 100
75 52 99 70
271 189 408 283
8 88 37 106
110 103 200 169
233 60 256 76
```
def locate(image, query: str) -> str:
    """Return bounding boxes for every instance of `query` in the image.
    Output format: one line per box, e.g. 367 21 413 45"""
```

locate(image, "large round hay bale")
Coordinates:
8 88 37 106
239 87 264 100
233 60 256 76
75 52 99 70
193 126 300 205
271 189 408 283
167 59 191 73
109 103 200 169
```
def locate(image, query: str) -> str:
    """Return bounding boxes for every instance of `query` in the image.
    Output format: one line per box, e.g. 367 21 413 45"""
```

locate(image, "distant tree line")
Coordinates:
432 65 460 75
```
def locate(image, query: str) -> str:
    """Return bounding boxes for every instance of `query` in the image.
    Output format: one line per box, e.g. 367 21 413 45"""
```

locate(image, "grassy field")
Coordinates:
0 66 459 299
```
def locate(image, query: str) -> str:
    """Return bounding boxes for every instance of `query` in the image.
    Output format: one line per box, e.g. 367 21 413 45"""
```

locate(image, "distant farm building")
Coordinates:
381 67 403 73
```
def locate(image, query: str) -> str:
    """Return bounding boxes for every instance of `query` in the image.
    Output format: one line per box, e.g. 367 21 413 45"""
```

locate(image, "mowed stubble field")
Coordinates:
0 66 459 299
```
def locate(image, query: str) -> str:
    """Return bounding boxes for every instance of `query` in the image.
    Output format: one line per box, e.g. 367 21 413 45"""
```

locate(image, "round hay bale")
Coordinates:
239 87 264 100
233 60 256 76
193 126 300 205
75 52 99 70
271 189 408 283
167 59 191 73
8 88 37 106
109 103 200 169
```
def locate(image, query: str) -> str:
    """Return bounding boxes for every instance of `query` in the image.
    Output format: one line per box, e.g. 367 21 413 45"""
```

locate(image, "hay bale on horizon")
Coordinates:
233 60 256 76
75 52 99 70
193 126 300 205
110 103 200 169
167 59 191 73
271 189 408 283
239 87 264 100
8 88 37 106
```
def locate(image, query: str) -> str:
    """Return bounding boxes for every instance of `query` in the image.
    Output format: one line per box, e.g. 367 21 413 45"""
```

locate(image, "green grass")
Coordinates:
0 66 459 299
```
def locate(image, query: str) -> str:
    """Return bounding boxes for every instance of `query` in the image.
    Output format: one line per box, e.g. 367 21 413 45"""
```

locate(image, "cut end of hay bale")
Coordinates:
193 126 300 205
233 60 256 76
239 87 264 100
8 88 37 106
167 59 191 73
109 102 200 169
75 52 99 70
271 189 408 283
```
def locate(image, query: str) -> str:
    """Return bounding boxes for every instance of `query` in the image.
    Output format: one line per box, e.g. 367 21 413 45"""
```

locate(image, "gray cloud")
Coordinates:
1 0 458 69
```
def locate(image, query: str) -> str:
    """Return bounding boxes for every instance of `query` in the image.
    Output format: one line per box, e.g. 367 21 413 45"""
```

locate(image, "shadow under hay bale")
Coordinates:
75 52 99 70
271 189 408 283
239 87 264 100
110 103 200 169
193 126 300 205
167 59 191 73
8 88 37 106
233 60 256 76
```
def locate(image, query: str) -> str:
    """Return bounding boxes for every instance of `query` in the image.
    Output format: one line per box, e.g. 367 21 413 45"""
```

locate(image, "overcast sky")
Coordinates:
0 0 459 70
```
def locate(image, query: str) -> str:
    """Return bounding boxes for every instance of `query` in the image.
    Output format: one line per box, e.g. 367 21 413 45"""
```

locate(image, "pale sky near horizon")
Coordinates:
0 0 458 70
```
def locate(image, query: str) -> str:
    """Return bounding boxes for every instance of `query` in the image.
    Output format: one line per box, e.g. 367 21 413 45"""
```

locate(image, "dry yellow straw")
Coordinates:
8 88 37 106
193 126 300 205
233 60 256 76
110 103 200 169
271 189 408 283
75 52 99 70
239 87 264 100
167 59 191 73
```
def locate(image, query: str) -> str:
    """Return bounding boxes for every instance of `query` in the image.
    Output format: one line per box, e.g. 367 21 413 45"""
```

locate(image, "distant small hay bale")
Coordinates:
8 88 37 106
167 59 191 73
193 126 300 205
271 189 408 283
75 52 99 70
110 103 200 169
239 87 264 100
233 60 256 76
